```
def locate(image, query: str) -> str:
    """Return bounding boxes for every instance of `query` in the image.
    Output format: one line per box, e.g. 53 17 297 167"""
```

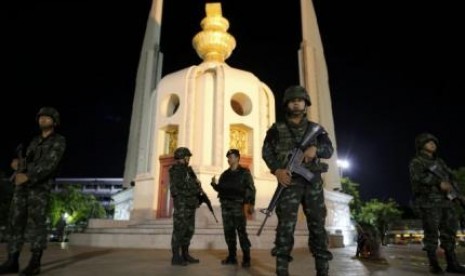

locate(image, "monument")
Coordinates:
71 1 355 249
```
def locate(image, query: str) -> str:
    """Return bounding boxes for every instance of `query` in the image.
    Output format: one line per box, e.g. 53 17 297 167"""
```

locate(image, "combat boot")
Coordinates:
276 257 289 276
19 250 42 276
171 247 187 266
0 251 20 274
221 247 237 265
427 251 444 274
315 257 329 276
241 248 251 267
445 250 465 274
181 245 199 263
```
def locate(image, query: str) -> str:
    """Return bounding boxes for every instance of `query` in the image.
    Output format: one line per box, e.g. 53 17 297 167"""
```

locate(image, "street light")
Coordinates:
61 212 70 247
63 212 69 222
337 159 350 178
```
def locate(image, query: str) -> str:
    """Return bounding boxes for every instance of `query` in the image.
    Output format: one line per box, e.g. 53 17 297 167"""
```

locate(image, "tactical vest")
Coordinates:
170 164 200 197
275 120 328 175
218 167 248 201
275 121 308 168
411 155 447 202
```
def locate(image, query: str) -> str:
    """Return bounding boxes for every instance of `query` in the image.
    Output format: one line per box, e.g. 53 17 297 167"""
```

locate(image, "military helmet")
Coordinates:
415 133 439 151
282 85 311 106
174 147 192 159
226 149 240 158
36 106 60 126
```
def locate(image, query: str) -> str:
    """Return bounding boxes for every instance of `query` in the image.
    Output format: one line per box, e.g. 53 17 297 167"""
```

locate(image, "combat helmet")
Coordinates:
282 85 311 106
415 133 439 151
174 147 192 159
36 106 60 126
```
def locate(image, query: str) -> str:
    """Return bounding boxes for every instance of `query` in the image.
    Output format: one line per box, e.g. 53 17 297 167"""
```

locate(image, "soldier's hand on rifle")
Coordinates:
11 158 19 170
303 145 317 163
275 169 292 187
440 181 453 193
14 173 28 185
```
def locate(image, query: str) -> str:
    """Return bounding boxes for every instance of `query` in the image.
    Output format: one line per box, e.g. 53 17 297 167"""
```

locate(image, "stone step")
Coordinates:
69 218 344 250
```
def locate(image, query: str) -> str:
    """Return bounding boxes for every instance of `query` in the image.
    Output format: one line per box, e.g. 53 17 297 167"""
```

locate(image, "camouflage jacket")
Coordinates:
214 165 256 205
169 164 201 198
25 132 66 189
262 118 333 178
409 151 453 206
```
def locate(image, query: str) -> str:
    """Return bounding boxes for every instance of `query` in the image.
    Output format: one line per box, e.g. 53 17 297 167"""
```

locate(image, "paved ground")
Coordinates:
0 243 463 275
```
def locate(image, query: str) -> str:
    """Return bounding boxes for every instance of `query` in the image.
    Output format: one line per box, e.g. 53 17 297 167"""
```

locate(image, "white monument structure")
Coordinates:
71 1 355 249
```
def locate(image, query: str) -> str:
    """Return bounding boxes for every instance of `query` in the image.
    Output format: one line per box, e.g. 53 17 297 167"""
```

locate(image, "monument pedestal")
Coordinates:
324 189 356 246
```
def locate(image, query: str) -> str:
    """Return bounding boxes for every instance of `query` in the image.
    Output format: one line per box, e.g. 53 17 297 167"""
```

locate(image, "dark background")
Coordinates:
2 0 464 206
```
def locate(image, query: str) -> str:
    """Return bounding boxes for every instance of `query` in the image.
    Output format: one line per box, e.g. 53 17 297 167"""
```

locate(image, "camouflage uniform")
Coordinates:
0 106 66 275
262 118 333 276
169 149 201 265
213 163 255 266
409 133 465 274
7 133 66 254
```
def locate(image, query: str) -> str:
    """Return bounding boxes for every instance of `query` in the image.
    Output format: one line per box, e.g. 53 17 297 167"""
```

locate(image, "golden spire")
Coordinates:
192 3 236 63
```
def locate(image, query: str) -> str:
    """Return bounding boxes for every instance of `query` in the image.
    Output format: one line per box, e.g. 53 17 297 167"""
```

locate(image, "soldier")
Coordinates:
169 147 201 266
262 85 333 276
211 149 256 267
409 133 465 274
0 107 66 276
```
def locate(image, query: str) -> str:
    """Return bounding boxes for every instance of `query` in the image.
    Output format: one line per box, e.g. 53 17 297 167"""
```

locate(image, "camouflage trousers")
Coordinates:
273 178 332 274
7 185 50 254
171 196 197 248
220 199 251 251
419 205 458 252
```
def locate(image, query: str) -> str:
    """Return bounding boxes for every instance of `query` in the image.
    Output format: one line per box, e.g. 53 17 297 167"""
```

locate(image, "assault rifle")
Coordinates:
188 166 219 223
257 124 324 236
428 163 465 208
198 187 219 223
9 144 26 183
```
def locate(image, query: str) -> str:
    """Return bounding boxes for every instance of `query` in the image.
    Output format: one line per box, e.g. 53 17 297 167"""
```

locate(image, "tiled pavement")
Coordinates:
0 243 462 275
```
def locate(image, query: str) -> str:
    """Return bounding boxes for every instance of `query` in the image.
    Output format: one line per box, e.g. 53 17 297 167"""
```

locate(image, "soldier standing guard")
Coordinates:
409 133 465 274
169 147 201 266
262 85 334 276
211 149 256 267
0 107 66 276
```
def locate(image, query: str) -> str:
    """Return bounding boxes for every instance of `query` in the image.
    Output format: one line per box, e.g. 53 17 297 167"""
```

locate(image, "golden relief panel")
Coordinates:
166 128 178 155
230 127 247 154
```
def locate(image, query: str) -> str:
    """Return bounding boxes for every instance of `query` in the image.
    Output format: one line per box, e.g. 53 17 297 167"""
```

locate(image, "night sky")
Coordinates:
2 1 464 206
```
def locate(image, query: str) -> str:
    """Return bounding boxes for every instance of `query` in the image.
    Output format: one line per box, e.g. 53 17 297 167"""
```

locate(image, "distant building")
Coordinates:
1 177 124 217
54 178 124 215
385 219 465 246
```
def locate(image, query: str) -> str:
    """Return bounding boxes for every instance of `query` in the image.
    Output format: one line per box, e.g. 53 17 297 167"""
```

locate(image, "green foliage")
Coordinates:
358 198 402 226
0 177 107 230
49 184 106 227
340 177 403 245
455 167 465 190
358 198 402 245
340 177 362 219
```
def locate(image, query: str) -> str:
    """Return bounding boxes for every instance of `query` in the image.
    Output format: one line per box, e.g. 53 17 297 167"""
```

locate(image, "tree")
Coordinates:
455 167 465 190
357 198 402 245
340 177 363 220
49 184 106 228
